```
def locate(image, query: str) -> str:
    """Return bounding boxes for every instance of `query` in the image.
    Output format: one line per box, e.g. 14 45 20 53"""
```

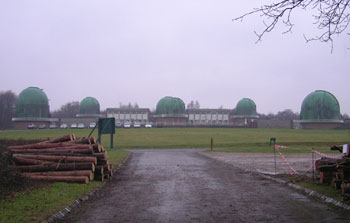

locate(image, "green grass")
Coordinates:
277 175 345 203
297 182 344 202
0 128 348 221
0 182 100 223
1 128 349 153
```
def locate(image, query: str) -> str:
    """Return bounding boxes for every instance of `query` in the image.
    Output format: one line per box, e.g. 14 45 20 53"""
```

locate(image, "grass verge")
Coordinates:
1 128 349 152
276 175 346 204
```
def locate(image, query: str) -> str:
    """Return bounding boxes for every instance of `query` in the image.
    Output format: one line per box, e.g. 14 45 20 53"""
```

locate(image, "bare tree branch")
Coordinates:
233 0 350 45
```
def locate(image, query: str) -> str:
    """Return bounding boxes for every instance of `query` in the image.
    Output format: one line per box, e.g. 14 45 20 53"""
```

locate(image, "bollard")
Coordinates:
211 138 213 151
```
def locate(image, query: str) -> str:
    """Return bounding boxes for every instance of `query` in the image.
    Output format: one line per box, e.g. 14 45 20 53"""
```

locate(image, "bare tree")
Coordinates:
187 100 200 109
343 113 350 119
51 101 80 118
119 102 139 109
258 109 300 120
234 0 350 47
0 91 17 129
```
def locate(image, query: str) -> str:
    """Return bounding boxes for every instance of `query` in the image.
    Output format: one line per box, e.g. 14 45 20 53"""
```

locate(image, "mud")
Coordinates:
60 149 350 223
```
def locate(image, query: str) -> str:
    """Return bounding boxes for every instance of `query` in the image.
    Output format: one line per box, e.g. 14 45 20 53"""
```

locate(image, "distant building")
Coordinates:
300 90 343 129
187 109 230 125
12 87 58 129
76 97 101 118
106 108 150 125
153 96 187 126
232 98 259 127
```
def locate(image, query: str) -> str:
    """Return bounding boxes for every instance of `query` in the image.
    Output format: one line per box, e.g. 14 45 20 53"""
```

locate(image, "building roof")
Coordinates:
234 98 258 118
300 90 342 123
79 97 100 115
156 96 185 115
15 87 50 118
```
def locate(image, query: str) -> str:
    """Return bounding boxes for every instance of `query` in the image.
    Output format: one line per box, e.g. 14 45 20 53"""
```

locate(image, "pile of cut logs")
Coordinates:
8 134 112 184
315 145 350 200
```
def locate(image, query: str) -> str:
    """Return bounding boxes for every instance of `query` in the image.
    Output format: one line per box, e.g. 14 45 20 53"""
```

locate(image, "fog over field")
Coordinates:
0 1 349 114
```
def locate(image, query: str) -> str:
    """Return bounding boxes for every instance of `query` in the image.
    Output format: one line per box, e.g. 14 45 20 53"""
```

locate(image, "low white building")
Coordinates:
106 108 150 125
187 109 231 125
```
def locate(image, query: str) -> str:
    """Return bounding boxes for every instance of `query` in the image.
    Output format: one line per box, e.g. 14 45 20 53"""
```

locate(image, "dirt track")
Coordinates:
61 149 350 223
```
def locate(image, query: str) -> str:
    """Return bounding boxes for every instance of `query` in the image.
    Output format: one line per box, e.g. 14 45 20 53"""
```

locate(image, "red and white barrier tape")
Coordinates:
274 145 298 175
274 144 288 149
311 149 343 159
273 145 344 175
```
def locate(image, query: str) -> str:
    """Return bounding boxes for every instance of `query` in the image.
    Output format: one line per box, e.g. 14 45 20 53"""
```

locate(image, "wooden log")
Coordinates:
13 154 97 165
89 137 97 144
108 164 113 176
15 162 95 172
8 142 91 151
317 165 337 172
330 145 343 153
70 137 91 144
43 134 76 143
103 164 111 172
8 142 69 150
22 170 94 181
10 148 93 155
97 159 108 165
14 157 54 165
341 183 350 195
24 152 94 157
26 175 88 184
92 144 102 153
93 152 107 160
320 171 333 184
94 174 104 182
95 166 104 175
337 165 350 172
315 158 338 169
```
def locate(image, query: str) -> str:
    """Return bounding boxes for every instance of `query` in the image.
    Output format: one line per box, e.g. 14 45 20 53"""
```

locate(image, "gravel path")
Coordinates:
61 149 350 223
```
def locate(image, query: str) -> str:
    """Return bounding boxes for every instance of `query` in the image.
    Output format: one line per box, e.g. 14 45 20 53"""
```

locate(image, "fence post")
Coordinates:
274 146 277 174
312 148 315 182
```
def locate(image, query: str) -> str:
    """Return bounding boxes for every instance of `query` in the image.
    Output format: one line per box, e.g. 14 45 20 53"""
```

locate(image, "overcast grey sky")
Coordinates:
0 1 349 114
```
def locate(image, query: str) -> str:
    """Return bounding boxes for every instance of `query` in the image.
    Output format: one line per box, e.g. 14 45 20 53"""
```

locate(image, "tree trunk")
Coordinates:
14 157 54 165
317 165 337 172
8 142 91 151
92 144 102 153
341 183 350 195
13 154 97 165
22 170 94 181
15 162 95 172
95 166 104 175
26 175 88 184
94 174 104 182
70 137 91 144
93 152 108 160
10 148 93 155
43 134 76 143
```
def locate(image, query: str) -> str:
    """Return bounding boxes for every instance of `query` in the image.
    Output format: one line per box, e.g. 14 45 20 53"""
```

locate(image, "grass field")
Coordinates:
1 128 349 221
1 128 349 153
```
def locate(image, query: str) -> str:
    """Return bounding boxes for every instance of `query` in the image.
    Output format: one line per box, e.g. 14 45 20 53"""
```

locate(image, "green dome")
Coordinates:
300 90 341 122
79 97 100 115
15 87 50 118
156 96 185 115
234 98 258 118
